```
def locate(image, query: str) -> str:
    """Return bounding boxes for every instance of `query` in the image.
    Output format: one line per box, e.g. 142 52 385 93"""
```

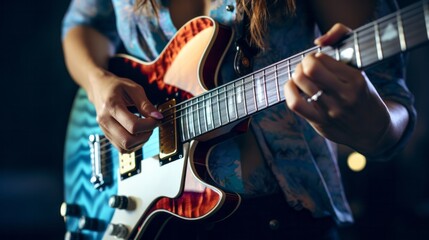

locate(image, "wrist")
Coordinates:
358 101 409 158
86 67 112 103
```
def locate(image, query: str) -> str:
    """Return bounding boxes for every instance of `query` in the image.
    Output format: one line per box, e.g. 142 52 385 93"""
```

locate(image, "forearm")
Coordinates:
62 26 116 101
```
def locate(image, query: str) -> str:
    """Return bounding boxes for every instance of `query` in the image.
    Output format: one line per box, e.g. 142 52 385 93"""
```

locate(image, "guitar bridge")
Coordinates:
158 99 182 165
88 134 111 191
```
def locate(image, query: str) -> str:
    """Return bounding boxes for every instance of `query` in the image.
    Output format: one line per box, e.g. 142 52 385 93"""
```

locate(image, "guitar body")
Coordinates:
63 17 242 240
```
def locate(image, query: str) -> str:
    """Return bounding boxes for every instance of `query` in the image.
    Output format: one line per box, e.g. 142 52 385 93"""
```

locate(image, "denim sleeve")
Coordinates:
364 55 417 161
62 0 120 46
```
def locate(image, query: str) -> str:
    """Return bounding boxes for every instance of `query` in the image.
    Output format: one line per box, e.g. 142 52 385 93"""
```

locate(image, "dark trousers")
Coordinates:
157 193 340 240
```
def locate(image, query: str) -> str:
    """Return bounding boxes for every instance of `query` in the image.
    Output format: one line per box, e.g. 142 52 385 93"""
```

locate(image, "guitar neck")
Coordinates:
178 0 429 142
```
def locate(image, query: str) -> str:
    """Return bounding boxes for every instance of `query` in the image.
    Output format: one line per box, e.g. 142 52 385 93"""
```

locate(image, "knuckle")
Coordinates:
286 97 301 113
96 114 109 128
105 99 119 116
126 120 139 135
302 56 319 78
140 100 154 113
121 137 134 151
327 108 344 119
333 23 344 30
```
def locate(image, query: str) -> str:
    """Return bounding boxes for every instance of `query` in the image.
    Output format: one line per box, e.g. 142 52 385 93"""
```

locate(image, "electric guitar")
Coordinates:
62 1 429 239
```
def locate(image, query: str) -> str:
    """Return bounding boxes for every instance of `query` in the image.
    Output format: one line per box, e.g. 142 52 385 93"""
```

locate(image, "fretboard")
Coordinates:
179 0 429 142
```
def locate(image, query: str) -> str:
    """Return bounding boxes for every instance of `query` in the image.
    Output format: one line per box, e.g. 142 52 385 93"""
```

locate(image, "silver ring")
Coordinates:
307 90 323 103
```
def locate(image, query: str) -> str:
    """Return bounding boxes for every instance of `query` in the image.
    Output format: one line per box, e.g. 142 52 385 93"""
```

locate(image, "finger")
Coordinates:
314 23 351 46
126 84 163 120
313 53 367 102
284 80 322 123
315 52 363 81
134 117 159 134
293 53 344 96
107 100 156 134
292 63 321 98
98 114 153 152
120 131 153 154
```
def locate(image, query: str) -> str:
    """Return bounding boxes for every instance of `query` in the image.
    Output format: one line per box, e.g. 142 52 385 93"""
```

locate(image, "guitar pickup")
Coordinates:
158 99 183 165
119 149 142 180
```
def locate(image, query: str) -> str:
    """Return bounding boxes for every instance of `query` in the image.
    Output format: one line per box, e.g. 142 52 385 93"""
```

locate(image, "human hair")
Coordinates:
236 0 296 49
134 0 296 50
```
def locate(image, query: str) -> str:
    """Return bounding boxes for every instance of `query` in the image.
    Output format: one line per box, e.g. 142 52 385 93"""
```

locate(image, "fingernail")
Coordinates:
150 111 163 119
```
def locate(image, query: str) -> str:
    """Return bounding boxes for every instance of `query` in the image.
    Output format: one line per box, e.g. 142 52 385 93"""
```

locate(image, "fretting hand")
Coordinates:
284 23 398 155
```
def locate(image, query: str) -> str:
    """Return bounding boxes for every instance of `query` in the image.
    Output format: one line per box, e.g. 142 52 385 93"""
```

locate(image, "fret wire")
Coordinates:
208 94 214 130
397 11 407 51
232 83 238 119
189 102 195 138
201 99 206 133
230 86 236 120
180 103 187 141
379 15 402 58
216 89 221 127
287 59 292 79
241 78 248 116
353 32 362 68
262 71 269 107
202 95 209 132
195 99 202 135
186 102 192 140
358 26 379 67
186 102 192 139
374 22 384 60
335 48 340 61
224 87 230 123
425 0 429 39
252 75 257 111
275 64 280 102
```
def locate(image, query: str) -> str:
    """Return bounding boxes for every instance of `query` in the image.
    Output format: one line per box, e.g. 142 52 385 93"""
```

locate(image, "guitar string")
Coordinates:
155 3 425 143
357 5 424 57
91 1 426 167
159 1 424 124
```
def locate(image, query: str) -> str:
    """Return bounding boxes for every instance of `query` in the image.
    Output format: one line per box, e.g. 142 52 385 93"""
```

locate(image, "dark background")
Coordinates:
0 0 427 239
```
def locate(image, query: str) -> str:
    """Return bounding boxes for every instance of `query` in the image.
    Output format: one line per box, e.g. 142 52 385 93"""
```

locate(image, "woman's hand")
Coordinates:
284 23 395 155
88 69 163 153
